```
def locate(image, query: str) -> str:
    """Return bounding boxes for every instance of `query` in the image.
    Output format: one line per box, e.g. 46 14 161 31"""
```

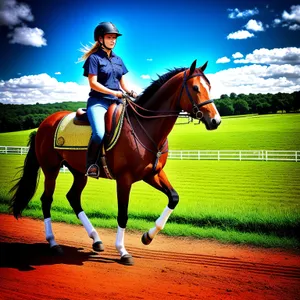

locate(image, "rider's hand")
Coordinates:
114 91 123 98
128 90 138 99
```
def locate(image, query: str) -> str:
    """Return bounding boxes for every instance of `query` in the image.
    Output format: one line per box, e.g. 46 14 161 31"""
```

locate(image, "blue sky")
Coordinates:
0 0 299 104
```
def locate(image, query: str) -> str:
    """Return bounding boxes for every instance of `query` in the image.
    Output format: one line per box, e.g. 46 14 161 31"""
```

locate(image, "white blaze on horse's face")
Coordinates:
197 74 221 130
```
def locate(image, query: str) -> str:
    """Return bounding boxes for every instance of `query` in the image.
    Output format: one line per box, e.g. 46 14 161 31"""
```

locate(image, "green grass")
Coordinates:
0 113 299 248
0 155 299 248
1 114 300 150
169 113 300 150
0 129 35 146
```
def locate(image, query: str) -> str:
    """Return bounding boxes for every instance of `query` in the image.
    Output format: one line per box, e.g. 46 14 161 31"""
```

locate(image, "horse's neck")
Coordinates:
139 74 182 147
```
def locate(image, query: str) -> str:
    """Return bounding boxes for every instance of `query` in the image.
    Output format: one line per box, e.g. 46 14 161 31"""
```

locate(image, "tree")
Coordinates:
230 92 237 99
257 102 271 114
220 94 229 99
215 99 234 116
233 99 249 115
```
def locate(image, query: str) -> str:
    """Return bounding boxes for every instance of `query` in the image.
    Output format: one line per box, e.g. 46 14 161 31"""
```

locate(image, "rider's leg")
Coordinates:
86 98 110 178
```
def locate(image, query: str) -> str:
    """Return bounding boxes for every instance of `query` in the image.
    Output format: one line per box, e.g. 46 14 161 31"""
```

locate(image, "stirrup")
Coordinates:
85 164 100 178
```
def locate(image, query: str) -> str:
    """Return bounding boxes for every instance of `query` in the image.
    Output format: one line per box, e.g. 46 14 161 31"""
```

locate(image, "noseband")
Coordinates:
178 71 214 120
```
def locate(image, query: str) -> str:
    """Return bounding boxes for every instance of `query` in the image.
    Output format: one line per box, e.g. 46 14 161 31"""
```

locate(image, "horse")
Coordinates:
10 60 221 266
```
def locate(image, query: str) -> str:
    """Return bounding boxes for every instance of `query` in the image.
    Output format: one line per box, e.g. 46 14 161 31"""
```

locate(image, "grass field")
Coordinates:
169 113 300 150
1 114 300 150
0 113 299 248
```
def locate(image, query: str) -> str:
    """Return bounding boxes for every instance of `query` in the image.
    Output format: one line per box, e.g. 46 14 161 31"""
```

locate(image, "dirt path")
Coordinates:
0 214 299 300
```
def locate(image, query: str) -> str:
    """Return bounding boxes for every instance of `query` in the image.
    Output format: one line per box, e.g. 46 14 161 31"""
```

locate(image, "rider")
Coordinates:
81 22 137 178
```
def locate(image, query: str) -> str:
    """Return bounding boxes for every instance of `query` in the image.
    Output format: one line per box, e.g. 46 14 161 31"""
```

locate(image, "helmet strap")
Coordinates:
98 37 113 51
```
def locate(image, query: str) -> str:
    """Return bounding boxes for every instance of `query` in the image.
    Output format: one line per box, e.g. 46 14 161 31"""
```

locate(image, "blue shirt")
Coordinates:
83 48 128 99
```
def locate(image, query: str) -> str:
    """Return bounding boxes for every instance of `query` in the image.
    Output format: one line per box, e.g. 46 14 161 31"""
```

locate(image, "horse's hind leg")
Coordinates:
66 163 104 252
142 169 179 245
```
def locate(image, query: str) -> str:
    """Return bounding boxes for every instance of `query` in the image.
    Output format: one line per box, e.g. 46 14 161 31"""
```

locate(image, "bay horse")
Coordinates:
10 60 221 265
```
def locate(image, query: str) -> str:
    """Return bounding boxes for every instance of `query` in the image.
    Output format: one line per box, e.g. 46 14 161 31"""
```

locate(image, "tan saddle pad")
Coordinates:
54 103 125 151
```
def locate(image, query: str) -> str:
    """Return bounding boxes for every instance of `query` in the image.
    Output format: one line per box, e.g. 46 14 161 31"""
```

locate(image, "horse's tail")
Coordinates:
9 131 40 219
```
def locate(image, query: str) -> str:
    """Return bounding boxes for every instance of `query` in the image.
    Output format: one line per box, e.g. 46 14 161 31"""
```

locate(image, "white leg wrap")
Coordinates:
148 206 173 239
78 211 101 243
44 218 58 248
115 226 129 257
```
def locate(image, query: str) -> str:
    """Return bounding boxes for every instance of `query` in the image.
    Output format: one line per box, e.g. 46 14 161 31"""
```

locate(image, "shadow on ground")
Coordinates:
0 242 117 271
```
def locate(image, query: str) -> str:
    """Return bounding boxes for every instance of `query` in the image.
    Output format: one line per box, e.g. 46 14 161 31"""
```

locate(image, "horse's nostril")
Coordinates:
212 118 217 125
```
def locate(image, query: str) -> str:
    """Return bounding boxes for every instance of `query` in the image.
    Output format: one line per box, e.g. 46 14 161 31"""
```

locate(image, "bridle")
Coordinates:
124 69 214 172
177 70 214 120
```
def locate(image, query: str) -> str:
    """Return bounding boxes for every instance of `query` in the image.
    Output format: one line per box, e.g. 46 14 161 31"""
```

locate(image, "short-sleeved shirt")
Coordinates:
83 48 128 99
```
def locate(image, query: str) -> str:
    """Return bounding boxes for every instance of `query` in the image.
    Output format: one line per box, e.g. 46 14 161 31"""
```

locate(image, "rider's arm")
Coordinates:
120 76 137 98
88 74 122 98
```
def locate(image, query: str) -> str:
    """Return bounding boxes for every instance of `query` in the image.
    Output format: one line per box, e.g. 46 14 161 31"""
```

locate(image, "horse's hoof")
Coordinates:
141 232 152 245
51 245 64 255
92 241 104 252
120 254 134 266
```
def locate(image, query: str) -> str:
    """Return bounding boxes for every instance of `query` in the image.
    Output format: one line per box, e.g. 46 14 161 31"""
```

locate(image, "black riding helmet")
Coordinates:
94 22 122 41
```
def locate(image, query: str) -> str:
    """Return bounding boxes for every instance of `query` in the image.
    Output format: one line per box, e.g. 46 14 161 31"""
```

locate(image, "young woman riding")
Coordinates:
81 22 137 178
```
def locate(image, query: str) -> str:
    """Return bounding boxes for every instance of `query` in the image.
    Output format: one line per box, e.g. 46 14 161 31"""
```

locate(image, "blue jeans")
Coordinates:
87 97 113 145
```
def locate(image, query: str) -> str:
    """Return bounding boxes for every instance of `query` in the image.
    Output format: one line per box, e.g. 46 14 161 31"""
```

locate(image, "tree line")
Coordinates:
214 91 300 116
0 91 299 132
0 102 86 133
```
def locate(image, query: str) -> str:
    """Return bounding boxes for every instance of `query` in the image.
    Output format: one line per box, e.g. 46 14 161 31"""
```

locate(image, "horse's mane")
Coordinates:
135 67 186 106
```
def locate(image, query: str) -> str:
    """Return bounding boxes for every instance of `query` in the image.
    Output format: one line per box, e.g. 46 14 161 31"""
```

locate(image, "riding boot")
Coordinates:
85 139 102 178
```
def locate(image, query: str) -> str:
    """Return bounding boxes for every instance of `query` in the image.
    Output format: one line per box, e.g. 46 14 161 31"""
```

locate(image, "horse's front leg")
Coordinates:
116 176 134 265
142 169 179 245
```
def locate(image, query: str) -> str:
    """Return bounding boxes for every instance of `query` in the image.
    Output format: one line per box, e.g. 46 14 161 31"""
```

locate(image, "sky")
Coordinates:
0 0 299 104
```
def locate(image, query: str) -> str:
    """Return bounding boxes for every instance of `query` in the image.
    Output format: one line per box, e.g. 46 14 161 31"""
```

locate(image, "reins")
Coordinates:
123 69 214 172
125 95 180 119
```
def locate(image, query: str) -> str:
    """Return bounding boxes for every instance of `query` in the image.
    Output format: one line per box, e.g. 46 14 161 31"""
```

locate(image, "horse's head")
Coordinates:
178 60 221 130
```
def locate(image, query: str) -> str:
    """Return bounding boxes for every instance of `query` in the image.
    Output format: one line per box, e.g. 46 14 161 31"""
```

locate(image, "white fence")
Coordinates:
0 146 299 162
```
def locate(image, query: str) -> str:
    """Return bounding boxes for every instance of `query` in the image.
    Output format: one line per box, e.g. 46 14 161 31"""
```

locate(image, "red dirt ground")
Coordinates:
0 214 299 300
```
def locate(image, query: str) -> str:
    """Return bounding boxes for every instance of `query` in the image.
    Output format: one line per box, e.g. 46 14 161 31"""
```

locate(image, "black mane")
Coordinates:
135 67 186 106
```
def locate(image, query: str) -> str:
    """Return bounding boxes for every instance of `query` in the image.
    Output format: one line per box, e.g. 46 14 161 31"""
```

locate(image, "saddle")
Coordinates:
54 103 125 151
54 103 125 179
73 103 125 151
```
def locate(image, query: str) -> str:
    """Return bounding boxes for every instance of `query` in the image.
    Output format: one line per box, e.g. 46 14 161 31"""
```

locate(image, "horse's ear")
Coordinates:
189 59 197 76
200 61 208 72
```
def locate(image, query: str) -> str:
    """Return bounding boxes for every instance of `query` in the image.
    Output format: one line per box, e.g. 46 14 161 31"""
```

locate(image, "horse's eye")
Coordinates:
193 85 199 92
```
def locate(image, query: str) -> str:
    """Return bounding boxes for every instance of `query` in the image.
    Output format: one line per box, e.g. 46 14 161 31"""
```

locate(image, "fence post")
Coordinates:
265 150 268 161
180 151 182 160
218 151 220 161
239 151 242 161
198 150 200 160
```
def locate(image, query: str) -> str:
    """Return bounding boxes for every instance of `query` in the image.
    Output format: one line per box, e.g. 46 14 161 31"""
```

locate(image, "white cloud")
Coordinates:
216 57 230 64
232 52 243 59
208 64 300 99
245 19 264 31
228 8 259 19
0 0 47 47
0 74 89 104
282 5 300 23
234 47 300 65
55 72 61 75
146 58 153 61
0 73 144 104
273 18 281 26
289 24 300 30
227 30 254 40
8 26 46 47
141 74 151 79
0 0 33 26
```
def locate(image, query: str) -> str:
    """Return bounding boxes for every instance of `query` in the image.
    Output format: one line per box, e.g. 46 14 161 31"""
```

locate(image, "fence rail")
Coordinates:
0 146 299 162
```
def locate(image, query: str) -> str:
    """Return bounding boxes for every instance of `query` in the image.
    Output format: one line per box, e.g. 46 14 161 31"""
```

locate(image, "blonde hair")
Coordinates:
78 41 100 62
